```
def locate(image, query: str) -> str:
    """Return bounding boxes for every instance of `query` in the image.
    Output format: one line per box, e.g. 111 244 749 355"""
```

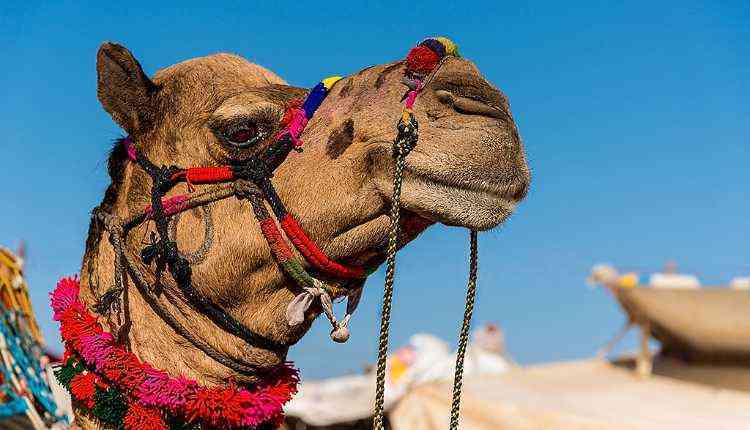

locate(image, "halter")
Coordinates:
95 75 364 361
53 36 478 429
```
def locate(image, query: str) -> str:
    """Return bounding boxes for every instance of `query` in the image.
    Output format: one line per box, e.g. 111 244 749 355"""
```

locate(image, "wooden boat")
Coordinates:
613 286 750 363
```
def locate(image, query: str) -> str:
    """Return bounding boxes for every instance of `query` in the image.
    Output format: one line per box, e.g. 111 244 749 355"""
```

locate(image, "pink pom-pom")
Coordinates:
50 277 80 320
78 332 115 371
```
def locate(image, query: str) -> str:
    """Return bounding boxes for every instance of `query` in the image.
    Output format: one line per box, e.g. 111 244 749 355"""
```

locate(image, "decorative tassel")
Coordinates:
406 45 440 75
121 136 137 161
53 358 83 388
92 387 128 425
330 320 350 343
69 372 97 409
124 403 169 430
331 286 363 343
51 278 299 429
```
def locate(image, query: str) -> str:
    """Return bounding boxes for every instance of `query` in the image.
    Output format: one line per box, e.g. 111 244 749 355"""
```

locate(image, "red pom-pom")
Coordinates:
124 403 168 430
406 45 440 74
69 372 97 409
59 307 101 344
101 349 131 383
119 355 147 391
185 386 239 427
281 98 304 127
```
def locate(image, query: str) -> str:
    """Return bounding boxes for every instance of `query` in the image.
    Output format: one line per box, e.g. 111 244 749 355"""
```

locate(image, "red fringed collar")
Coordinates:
51 277 298 429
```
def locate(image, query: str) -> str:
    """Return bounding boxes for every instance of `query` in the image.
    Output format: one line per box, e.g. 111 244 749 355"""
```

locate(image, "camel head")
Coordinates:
82 41 529 388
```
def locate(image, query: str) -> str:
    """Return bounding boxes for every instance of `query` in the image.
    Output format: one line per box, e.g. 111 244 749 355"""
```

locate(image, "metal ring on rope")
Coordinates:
168 204 214 265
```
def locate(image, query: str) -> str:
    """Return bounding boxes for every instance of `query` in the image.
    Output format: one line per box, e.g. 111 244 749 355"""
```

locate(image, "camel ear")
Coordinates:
96 42 158 135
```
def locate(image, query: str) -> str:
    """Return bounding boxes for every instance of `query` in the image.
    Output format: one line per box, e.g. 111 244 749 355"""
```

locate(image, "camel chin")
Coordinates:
399 174 518 231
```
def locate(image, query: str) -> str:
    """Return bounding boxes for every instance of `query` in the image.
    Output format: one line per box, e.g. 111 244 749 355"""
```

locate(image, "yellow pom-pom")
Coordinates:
435 37 459 57
401 109 412 123
617 273 639 288
322 76 343 90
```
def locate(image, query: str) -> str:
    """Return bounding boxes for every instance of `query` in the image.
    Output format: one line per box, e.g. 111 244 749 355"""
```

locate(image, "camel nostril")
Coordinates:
435 89 454 104
434 88 506 120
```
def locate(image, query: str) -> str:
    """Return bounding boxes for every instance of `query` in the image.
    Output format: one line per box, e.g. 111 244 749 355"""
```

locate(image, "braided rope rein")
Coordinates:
372 112 479 429
450 230 478 429
372 36 476 430
372 115 412 430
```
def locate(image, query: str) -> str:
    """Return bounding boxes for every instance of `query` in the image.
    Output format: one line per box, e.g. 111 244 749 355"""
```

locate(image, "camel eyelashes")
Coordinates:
211 115 276 150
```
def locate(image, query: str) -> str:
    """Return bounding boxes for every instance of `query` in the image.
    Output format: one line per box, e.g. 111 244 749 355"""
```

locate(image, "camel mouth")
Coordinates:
402 168 520 230
326 211 436 278
406 166 529 204
369 142 528 232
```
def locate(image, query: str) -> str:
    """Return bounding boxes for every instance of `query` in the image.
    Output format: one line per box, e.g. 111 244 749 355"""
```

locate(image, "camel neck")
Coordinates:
79 231 287 386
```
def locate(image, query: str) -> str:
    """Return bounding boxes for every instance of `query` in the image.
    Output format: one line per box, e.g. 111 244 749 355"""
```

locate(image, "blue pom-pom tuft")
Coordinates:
419 38 446 58
303 83 328 119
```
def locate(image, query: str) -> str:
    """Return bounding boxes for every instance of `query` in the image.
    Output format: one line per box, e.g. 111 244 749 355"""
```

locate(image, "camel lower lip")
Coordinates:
399 172 517 231
405 168 519 203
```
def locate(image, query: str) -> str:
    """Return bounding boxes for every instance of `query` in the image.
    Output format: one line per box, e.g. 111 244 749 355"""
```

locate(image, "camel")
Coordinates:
70 41 530 428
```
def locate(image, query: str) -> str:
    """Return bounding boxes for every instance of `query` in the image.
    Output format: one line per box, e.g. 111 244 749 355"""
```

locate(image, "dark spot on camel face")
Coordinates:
374 62 403 89
337 79 354 98
326 118 355 159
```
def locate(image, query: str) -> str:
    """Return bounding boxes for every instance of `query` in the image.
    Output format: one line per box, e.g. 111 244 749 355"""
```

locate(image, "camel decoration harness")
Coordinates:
51 36 478 429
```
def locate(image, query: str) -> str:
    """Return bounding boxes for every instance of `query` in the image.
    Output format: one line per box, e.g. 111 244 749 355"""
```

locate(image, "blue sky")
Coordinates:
1 1 747 379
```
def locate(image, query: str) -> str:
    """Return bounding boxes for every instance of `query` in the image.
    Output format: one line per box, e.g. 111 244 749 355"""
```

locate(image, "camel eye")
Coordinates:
211 105 280 150
225 122 260 148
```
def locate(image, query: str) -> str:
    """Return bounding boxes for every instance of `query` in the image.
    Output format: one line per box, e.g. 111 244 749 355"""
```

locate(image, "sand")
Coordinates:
391 359 750 430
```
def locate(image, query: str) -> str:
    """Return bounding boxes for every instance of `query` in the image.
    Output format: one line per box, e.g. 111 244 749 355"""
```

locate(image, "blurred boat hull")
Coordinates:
614 287 750 363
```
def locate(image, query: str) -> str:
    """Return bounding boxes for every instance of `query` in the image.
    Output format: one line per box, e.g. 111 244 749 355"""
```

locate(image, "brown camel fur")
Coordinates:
74 42 530 428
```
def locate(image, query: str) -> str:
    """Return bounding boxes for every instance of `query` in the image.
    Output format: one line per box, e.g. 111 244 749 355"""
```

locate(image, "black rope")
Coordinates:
168 205 214 265
121 248 273 375
132 152 287 352
258 178 288 219
93 209 270 376
91 130 348 376
263 135 295 171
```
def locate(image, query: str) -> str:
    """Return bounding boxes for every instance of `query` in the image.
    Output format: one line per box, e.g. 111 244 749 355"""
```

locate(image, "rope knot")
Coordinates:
93 208 125 239
233 179 262 200
393 111 419 157
232 159 271 184
140 236 190 284
154 166 181 193
140 232 161 265
94 287 124 315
